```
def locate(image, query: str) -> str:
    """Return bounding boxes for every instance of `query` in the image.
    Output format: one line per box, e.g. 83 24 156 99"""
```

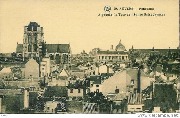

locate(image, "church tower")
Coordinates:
23 22 44 59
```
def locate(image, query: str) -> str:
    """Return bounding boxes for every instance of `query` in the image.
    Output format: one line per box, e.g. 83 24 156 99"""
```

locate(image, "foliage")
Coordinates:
86 92 113 113
2 95 23 113
153 84 178 112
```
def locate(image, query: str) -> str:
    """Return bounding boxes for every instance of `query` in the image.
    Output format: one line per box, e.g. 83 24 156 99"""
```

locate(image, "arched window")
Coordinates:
28 45 31 52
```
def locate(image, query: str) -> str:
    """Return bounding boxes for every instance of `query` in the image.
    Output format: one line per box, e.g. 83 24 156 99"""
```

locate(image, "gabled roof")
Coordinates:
59 69 69 77
46 44 70 53
0 67 11 73
16 44 23 53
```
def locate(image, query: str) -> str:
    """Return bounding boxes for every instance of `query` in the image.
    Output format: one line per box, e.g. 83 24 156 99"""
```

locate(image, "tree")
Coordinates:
86 92 113 113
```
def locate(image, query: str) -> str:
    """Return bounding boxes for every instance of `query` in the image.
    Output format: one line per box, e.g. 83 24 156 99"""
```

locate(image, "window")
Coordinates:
96 89 99 92
96 85 99 87
122 56 124 60
78 89 81 93
70 89 73 93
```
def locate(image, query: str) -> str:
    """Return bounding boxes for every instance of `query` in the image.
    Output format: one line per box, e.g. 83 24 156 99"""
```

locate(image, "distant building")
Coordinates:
24 58 39 78
129 47 180 58
95 40 129 63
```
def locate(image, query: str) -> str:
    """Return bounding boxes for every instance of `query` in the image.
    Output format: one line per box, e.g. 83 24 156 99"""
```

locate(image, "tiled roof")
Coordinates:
46 44 70 53
97 50 128 55
16 44 23 53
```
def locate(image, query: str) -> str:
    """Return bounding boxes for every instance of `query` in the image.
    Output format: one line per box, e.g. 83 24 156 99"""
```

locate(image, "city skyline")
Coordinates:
0 0 179 54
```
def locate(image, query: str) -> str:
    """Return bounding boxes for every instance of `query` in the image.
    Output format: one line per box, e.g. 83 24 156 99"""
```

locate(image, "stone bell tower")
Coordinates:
23 22 44 59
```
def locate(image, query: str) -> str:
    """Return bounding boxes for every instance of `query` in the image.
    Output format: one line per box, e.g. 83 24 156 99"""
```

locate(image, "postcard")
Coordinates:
0 0 179 117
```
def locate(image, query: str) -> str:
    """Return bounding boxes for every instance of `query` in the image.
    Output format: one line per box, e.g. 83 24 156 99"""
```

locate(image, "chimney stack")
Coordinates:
24 89 29 109
110 45 113 50
107 65 109 74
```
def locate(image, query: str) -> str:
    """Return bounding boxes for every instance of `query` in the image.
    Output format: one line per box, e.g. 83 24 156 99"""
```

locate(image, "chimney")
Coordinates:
115 86 119 93
110 45 113 50
107 65 109 74
24 89 29 109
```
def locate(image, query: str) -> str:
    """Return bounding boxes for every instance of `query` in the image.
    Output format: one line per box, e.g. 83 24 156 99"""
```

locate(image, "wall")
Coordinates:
68 89 83 97
24 59 39 78
90 84 102 93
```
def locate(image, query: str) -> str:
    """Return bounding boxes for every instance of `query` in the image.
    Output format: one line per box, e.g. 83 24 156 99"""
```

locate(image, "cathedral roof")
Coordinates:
46 44 70 53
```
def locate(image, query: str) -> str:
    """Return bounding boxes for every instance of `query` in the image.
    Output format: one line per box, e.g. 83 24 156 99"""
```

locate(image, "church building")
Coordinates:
16 22 71 65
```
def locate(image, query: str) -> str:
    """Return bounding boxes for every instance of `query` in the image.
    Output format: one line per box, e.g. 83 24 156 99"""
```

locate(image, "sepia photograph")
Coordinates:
0 0 179 117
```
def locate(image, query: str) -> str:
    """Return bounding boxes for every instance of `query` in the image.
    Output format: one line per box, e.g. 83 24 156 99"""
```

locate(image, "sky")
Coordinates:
0 0 179 54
